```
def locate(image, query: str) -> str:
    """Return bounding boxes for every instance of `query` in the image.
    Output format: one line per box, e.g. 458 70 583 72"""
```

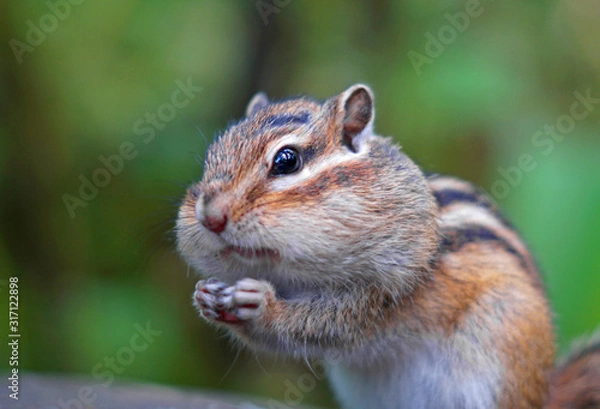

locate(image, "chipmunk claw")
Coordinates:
193 278 272 324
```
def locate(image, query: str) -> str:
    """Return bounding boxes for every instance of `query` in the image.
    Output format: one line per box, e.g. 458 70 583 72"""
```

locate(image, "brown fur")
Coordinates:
176 85 598 409
546 337 600 408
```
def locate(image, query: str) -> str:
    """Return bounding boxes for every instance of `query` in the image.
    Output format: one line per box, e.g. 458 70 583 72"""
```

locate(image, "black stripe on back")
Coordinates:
439 224 545 291
433 189 480 207
433 188 515 229
440 225 527 268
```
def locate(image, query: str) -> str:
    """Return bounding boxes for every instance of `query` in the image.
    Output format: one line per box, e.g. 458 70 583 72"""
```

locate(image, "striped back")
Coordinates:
427 174 543 290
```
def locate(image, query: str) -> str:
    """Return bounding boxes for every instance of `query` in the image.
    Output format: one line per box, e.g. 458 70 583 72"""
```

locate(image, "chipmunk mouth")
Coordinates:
221 246 281 261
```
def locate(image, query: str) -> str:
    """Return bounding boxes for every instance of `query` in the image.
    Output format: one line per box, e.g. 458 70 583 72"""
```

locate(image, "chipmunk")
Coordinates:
176 84 600 408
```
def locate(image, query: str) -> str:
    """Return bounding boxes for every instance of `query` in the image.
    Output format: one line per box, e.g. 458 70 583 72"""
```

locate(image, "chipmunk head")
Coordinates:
177 84 437 292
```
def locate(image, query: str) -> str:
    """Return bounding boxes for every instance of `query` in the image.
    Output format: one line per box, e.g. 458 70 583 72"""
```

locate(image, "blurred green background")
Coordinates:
0 1 599 407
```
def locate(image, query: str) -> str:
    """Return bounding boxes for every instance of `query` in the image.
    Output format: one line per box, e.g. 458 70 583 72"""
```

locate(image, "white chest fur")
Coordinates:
327 335 503 409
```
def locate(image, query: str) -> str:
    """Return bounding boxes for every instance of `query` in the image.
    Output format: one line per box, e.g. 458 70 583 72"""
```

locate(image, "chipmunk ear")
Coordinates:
340 84 374 153
245 92 269 117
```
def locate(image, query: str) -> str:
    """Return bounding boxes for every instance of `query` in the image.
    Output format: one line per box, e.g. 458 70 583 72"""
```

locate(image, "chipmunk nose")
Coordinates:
196 193 229 234
202 214 228 234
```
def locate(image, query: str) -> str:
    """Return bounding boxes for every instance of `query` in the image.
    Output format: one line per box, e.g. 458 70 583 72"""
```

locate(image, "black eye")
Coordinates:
271 147 302 176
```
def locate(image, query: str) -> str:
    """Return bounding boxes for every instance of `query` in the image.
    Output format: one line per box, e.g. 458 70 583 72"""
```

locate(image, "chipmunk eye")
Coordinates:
271 147 302 176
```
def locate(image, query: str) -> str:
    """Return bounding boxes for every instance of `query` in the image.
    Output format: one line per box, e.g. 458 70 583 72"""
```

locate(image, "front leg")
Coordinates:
194 278 397 358
193 277 275 324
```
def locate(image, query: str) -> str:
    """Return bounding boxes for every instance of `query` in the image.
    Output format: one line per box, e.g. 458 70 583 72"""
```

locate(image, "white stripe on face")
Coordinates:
268 144 369 192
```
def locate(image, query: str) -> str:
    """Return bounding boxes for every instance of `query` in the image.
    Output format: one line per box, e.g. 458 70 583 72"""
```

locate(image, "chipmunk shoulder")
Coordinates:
176 84 600 409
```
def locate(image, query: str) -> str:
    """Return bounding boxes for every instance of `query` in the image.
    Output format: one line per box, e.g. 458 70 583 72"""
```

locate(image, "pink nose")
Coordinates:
202 214 228 234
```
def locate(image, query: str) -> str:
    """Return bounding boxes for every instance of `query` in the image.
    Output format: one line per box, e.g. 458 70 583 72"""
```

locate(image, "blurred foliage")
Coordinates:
0 0 599 408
